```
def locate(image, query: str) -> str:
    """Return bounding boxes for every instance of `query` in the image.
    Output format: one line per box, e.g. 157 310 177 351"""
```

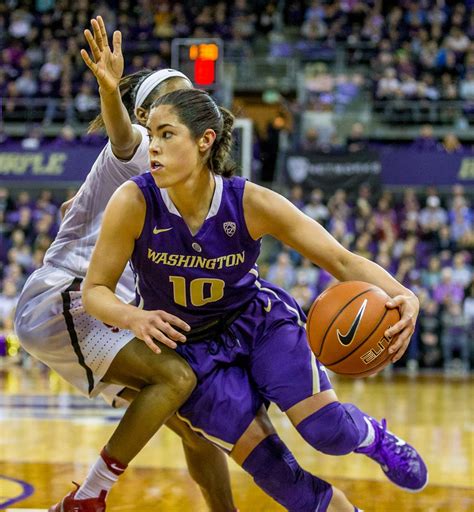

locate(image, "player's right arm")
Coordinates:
243 182 418 363
83 182 189 353
81 16 142 161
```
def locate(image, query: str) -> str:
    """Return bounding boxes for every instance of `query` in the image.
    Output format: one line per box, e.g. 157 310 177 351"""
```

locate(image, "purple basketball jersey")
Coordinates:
130 173 261 327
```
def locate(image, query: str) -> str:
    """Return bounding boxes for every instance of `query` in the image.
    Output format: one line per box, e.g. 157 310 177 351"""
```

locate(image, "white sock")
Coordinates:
358 417 375 448
75 454 122 499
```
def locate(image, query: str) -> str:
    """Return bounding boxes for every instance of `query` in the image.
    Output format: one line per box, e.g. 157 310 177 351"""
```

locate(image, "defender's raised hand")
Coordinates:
80 16 123 94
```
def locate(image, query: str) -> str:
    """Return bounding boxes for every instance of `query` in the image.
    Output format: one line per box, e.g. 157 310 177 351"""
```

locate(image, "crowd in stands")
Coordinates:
4 1 474 124
269 183 474 375
1 184 473 375
1 0 286 124
294 119 472 157
370 2 473 103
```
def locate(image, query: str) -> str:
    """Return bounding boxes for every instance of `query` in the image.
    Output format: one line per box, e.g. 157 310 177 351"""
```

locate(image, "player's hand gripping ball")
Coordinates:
306 281 401 377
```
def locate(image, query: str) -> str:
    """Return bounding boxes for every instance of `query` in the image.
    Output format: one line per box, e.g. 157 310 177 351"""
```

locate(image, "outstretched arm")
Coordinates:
243 182 419 363
81 16 142 160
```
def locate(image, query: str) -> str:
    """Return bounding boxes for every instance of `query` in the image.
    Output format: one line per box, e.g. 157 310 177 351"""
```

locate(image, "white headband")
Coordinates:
134 69 192 109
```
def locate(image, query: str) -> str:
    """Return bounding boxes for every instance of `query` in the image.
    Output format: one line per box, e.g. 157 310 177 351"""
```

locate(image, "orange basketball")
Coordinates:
306 281 401 378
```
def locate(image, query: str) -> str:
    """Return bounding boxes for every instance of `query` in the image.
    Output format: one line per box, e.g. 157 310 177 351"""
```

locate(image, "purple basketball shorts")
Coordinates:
176 279 332 449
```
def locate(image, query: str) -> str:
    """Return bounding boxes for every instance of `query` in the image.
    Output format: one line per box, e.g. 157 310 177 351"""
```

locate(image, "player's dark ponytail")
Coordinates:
208 107 238 178
151 89 238 177
88 69 152 133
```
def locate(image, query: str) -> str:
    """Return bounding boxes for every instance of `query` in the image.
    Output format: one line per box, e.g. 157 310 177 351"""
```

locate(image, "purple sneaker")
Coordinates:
355 417 428 492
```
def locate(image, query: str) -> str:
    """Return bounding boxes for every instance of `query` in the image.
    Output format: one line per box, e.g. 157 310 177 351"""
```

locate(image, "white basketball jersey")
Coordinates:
44 125 149 301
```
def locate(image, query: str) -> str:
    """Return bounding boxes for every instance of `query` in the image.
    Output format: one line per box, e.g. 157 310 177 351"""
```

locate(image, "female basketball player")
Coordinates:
23 17 362 512
14 21 240 512
83 88 428 512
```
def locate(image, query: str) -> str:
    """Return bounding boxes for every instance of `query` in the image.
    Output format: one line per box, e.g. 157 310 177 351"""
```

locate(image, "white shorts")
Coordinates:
14 264 135 402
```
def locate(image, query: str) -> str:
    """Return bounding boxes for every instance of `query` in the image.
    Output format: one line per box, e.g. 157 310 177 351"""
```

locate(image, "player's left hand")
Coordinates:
384 293 419 363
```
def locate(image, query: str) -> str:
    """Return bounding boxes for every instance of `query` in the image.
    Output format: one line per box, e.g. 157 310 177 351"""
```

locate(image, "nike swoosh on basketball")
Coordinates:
153 227 173 235
337 299 368 346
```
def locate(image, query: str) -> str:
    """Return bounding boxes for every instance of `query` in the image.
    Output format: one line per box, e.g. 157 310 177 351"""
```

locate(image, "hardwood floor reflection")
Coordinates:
1 368 473 511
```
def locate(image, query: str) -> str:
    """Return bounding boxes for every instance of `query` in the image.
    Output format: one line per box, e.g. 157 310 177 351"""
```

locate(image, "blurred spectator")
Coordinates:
288 185 305 210
450 184 469 209
301 16 328 41
419 195 448 239
411 125 439 151
441 133 463 154
373 196 397 241
9 9 33 39
347 122 368 153
267 252 296 289
418 299 442 369
51 125 77 148
21 126 43 150
460 71 474 99
441 301 470 376
295 258 319 289
290 279 315 313
433 268 465 305
258 3 278 36
303 189 329 225
418 73 440 101
435 224 456 254
15 70 38 97
75 83 99 120
267 252 296 290
439 73 458 100
353 233 374 260
0 280 19 328
376 68 400 99
421 255 442 291
450 200 473 245
395 256 416 287
445 27 470 55
327 189 351 220
451 252 473 288
300 127 321 152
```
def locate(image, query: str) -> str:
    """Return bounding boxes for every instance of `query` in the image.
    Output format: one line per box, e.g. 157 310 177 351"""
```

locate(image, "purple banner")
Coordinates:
284 150 381 196
378 146 474 186
0 142 105 182
2 141 474 187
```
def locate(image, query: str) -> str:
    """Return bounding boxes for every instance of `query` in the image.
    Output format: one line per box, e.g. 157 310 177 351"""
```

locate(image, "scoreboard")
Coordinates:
170 37 252 180
171 38 223 91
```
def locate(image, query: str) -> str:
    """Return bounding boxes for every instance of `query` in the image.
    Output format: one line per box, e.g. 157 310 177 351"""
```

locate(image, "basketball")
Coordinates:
306 281 401 378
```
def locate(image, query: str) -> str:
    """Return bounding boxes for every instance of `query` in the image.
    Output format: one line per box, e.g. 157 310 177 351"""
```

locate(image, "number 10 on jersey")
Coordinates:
169 276 225 307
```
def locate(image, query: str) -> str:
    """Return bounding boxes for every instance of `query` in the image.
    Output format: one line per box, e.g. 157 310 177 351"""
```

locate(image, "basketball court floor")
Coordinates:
1 366 473 511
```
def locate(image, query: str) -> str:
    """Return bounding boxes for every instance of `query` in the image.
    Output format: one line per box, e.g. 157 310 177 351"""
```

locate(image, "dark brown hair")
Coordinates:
151 89 238 177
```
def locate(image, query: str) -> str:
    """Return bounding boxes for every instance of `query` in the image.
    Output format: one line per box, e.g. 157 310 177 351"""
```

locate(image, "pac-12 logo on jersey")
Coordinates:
223 221 236 237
